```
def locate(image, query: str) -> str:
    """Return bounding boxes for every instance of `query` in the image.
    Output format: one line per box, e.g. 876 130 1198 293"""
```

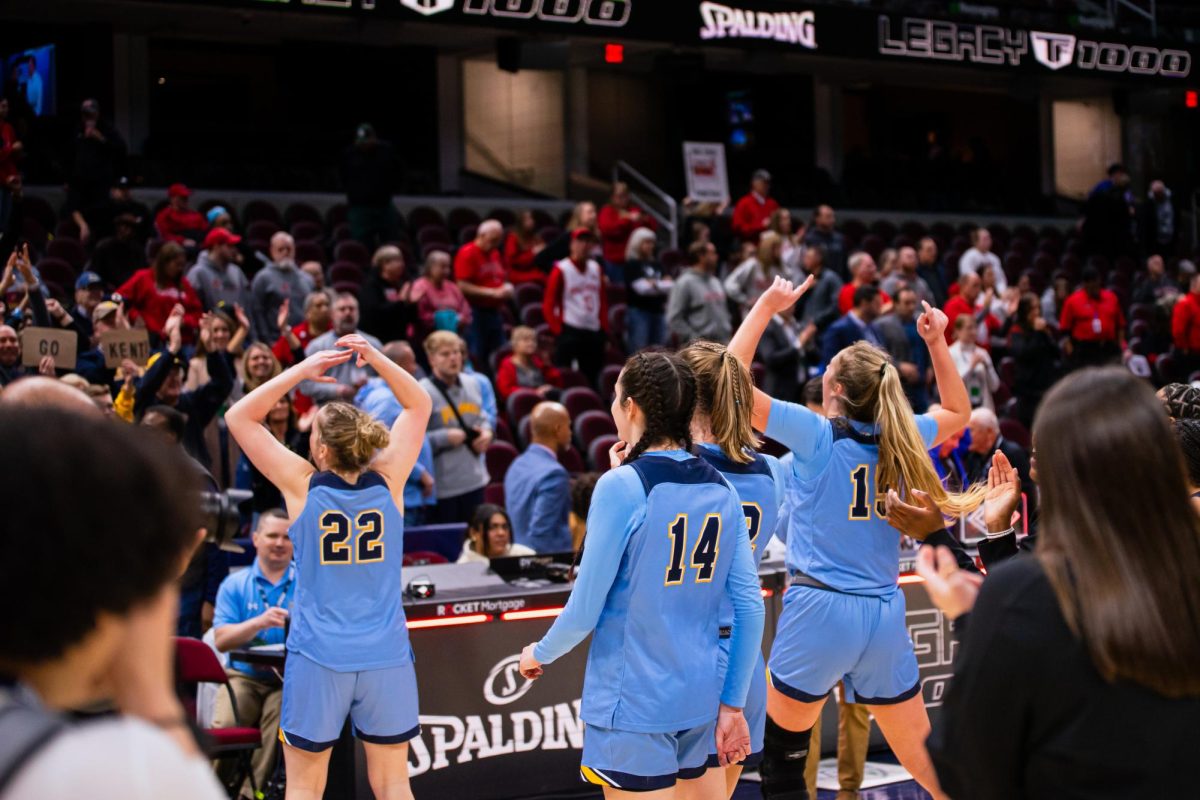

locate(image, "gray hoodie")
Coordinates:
186 252 252 317
420 374 491 499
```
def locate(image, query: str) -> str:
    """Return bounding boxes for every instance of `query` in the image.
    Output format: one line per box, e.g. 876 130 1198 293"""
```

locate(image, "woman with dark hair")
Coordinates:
116 241 203 342
504 210 547 286
921 368 1200 798
457 505 535 563
1006 291 1059 426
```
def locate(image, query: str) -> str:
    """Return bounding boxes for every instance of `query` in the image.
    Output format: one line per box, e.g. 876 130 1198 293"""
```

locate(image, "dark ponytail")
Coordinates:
617 351 698 463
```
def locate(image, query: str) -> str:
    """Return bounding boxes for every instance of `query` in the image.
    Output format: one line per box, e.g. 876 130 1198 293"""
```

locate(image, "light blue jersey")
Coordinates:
287 471 412 672
765 398 939 596
535 451 764 733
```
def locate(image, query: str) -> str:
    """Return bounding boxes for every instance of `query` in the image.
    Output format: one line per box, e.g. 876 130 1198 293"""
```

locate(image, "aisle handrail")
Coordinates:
612 160 679 250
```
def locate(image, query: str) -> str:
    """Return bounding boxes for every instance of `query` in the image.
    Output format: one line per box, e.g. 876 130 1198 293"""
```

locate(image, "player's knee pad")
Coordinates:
759 716 812 800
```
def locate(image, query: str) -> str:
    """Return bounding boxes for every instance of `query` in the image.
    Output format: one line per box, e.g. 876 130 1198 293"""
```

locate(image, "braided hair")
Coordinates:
617 351 698 463
1160 383 1200 421
1173 418 1200 487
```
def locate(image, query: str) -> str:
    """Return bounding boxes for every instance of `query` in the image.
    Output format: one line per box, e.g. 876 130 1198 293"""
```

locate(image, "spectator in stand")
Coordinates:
92 176 152 244
958 227 1007 294
355 341 437 526
755 300 804 402
965 407 1035 517
0 408 227 800
1171 272 1200 380
496 325 561 402
1041 270 1070 330
300 293 381 404
876 286 930 412
186 228 251 314
66 99 126 244
340 123 402 247
456 219 512 367
504 210 547 286
117 241 203 344
0 96 20 233
211 510 296 798
731 169 779 243
916 237 949 306
154 184 207 248
91 213 145 289
838 251 891 315
725 230 788 316
71 271 105 343
459 337 498 430
359 244 411 344
250 232 313 343
1008 292 1059 428
505 401 573 553
233 394 311 521
943 272 1000 349
928 408 969 492
1139 179 1178 258
949 313 1000 411
300 261 324 291
1133 254 1179 306
795 244 844 355
598 181 656 279
420 330 492 524
135 306 234 467
877 247 899 281
1061 266 1125 369
184 309 247 408
803 204 848 279
667 240 731 344
622 227 672 352
544 227 608 386
0 322 28 386
271 290 331 372
535 201 600 272
409 249 471 343
74 299 130 388
458 505 536 564
1082 163 1136 259
768 207 806 278
881 245 935 307
239 342 282 398
821 284 884 365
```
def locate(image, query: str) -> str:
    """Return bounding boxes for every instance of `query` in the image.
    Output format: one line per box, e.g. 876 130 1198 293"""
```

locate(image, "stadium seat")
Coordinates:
284 202 322 227
520 304 545 327
999 357 1016 388
458 225 478 246
20 218 48 251
533 209 557 230
999 418 1031 449
326 203 350 229
35 257 77 290
561 386 604 419
447 207 481 233
506 388 542 426
328 261 364 286
20 194 57 234
588 434 620 472
1128 303 1154 324
604 342 626 366
484 483 506 507
331 280 360 298
559 446 586 474
515 282 544 308
242 200 282 226
417 225 452 247
538 226 561 245
660 249 684 275
408 206 445 232
599 363 622 402
174 637 260 798
605 283 626 306
246 220 280 242
485 440 519 482
290 220 324 242
489 343 514 375
331 222 352 243
46 238 86 271
574 409 617 449
517 416 532 449
294 240 326 265
403 523 466 562
54 219 80 240
557 368 590 390
333 240 371 268
608 304 626 340
486 208 517 228
421 242 454 261
403 551 449 567
495 417 514 445
1129 319 1149 340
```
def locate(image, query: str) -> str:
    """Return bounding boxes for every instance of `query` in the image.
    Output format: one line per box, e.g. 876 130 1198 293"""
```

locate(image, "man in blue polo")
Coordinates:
504 401 573 553
212 510 296 799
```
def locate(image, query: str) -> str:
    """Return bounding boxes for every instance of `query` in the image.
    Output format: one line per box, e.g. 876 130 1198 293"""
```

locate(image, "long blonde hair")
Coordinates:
316 402 390 473
833 342 985 516
681 340 759 464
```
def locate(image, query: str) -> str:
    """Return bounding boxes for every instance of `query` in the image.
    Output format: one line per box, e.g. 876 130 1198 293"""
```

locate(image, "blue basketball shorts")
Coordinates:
279 651 420 752
707 641 767 767
767 584 920 705
580 721 715 792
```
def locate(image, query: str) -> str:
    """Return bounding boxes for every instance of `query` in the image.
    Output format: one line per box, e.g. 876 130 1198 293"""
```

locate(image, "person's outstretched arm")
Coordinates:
918 301 971 444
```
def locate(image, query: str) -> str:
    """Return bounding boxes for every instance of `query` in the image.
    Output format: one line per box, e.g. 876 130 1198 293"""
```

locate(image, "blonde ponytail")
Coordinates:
836 342 985 517
316 402 391 473
681 340 759 464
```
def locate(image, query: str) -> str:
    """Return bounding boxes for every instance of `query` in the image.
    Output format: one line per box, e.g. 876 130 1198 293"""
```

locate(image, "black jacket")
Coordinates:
755 317 803 403
135 348 234 467
967 436 1037 521
358 271 411 344
1008 327 1059 401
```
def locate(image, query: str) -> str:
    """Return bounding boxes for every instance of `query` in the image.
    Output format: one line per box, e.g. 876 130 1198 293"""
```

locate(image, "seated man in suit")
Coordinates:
966 407 1037 518
504 402 573 553
821 284 884 366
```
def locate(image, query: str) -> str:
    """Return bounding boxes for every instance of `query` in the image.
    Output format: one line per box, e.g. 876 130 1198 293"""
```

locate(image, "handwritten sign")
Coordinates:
100 328 151 368
20 326 77 369
682 141 729 204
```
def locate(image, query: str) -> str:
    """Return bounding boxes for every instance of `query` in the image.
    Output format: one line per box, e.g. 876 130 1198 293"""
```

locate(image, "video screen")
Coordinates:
5 44 56 117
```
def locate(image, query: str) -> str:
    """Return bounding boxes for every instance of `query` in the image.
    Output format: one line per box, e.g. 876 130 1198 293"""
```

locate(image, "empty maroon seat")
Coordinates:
403 551 450 567
458 225 478 246
35 257 77 291
417 225 452 247
486 208 517 228
599 364 622 402
328 261 365 285
408 206 445 232
326 203 350 229
46 239 86 271
561 386 604 420
557 368 589 390
515 282 544 308
517 416 533 449
284 202 322 227
246 220 279 242
448 207 482 233
484 482 506 507
574 409 617 449
520 304 545 327
54 219 80 240
242 200 282 226
485 440 519 483
588 434 620 472
999 418 1031 449
608 303 627 340
333 240 371 268
505 388 542 426
494 417 514 445
331 280 360 298
294 240 326 265
290 220 324 243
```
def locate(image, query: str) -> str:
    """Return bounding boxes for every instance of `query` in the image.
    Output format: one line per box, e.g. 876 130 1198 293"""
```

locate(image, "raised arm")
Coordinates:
728 275 814 431
226 348 353 510
334 334 432 491
917 301 970 444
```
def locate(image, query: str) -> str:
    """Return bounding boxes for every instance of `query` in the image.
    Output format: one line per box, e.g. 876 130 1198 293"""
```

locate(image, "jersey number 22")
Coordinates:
320 510 385 565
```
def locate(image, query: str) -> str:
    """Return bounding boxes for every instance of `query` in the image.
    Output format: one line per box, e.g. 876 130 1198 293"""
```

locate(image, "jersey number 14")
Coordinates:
665 513 722 585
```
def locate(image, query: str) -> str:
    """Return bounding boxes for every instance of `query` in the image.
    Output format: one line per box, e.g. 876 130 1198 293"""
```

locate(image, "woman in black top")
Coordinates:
621 227 672 352
918 367 1200 799
1006 292 1059 427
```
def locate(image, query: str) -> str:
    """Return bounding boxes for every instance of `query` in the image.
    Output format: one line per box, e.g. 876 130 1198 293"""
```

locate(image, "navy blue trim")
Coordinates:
695 446 772 476
356 723 421 745
281 729 340 753
851 680 922 706
769 672 831 703
581 766 677 791
628 454 725 495
830 417 880 446
676 763 710 780
310 470 388 491
704 749 763 768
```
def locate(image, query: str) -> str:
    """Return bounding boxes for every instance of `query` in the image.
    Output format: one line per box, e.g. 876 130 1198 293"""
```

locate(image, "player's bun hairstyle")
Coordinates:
316 402 390 473
1036 368 1200 698
681 340 758 464
617 351 697 463
831 341 985 516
